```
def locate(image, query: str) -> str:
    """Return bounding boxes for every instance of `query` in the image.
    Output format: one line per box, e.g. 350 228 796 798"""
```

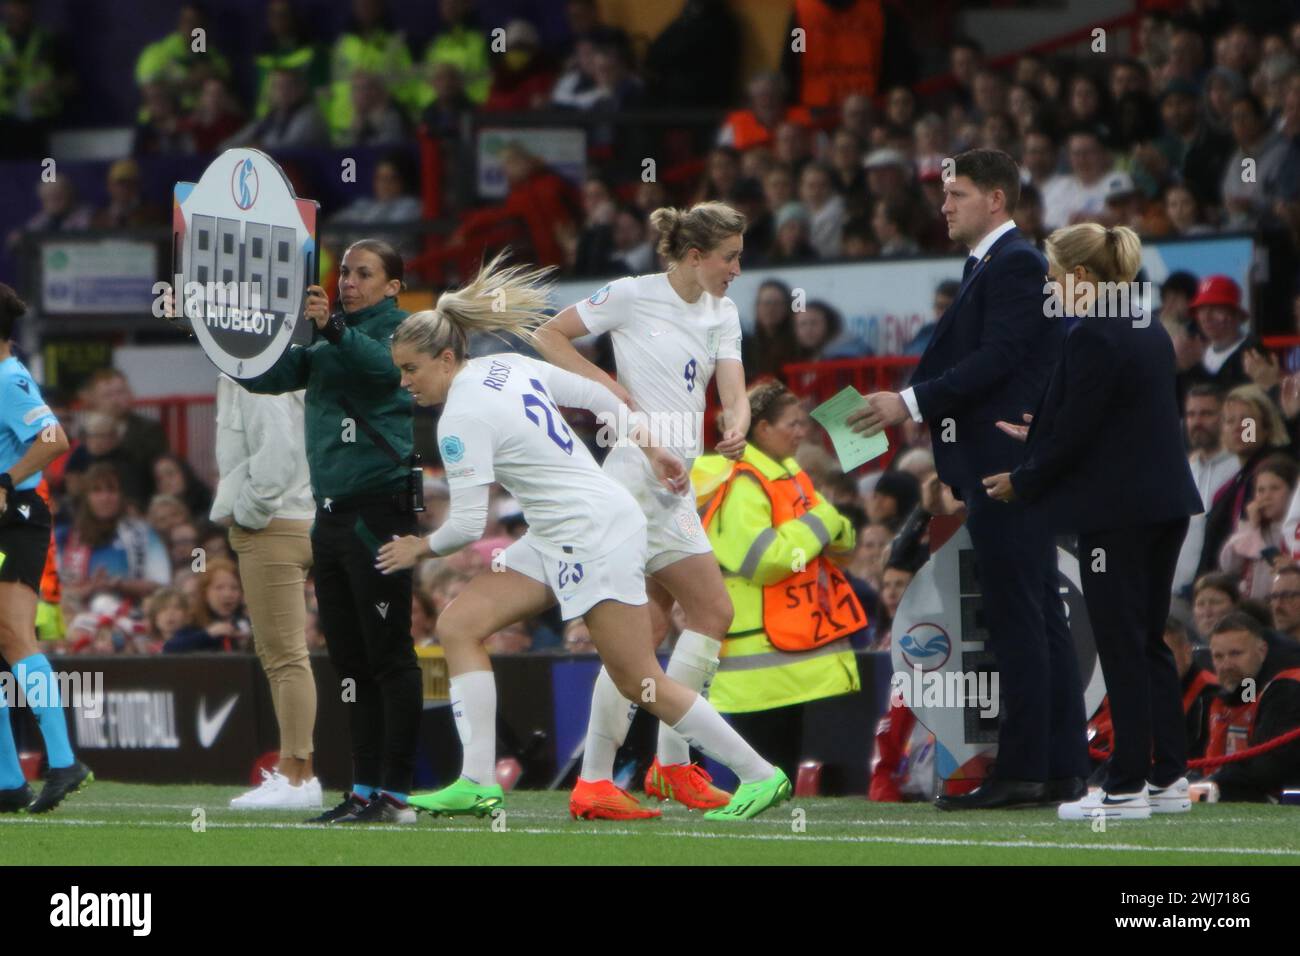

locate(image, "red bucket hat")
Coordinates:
1189 275 1244 312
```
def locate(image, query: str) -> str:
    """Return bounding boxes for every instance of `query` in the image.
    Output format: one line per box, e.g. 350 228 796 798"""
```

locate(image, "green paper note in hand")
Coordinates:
810 386 890 471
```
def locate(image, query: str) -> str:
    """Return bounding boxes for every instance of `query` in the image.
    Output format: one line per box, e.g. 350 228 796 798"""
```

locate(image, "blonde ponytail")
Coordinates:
1045 222 1143 283
1106 225 1143 282
392 250 555 360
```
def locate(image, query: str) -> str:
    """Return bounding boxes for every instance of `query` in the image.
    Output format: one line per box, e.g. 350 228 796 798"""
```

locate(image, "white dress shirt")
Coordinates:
900 219 1019 422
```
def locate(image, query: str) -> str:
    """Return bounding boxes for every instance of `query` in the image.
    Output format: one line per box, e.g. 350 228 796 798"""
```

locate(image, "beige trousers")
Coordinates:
229 518 316 760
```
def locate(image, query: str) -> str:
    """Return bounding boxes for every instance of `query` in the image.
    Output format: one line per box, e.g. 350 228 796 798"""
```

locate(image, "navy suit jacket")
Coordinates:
1010 311 1203 535
911 227 1062 495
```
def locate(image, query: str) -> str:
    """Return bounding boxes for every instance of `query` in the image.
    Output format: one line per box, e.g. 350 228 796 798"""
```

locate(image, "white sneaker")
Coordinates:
230 769 288 809
296 777 324 810
1058 786 1152 821
1147 777 1192 814
230 771 324 810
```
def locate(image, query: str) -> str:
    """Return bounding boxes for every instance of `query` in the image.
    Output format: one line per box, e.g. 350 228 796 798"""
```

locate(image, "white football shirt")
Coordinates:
437 353 645 560
575 273 742 461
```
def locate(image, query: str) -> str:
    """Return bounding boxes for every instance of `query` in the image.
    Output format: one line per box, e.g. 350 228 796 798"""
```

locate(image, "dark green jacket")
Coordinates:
242 296 412 502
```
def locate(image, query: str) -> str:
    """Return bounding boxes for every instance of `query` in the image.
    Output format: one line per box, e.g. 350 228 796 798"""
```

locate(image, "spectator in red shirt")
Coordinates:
452 144 579 270
484 20 555 112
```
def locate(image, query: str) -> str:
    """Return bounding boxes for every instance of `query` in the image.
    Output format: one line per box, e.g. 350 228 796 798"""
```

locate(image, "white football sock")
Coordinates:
449 671 497 786
657 630 722 765
671 695 773 783
580 667 636 781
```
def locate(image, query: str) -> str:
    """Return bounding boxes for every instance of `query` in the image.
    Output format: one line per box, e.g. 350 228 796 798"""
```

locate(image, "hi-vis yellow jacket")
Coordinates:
694 447 863 714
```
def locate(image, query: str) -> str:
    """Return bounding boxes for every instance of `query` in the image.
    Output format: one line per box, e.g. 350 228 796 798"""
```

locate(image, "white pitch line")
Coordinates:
58 802 1281 830
2 817 1298 857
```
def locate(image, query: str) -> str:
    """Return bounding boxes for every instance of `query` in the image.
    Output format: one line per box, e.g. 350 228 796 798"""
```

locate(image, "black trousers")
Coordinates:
311 498 422 794
963 490 1090 782
1079 517 1190 794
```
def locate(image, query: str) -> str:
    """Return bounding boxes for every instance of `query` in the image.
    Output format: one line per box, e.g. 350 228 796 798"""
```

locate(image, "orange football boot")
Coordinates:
644 758 731 810
569 778 662 820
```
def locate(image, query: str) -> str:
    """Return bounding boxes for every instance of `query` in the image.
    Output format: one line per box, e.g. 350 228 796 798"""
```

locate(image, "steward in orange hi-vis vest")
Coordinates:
1090 664 1219 760
701 455 864 653
1204 645 1300 801
791 0 884 108
696 445 863 715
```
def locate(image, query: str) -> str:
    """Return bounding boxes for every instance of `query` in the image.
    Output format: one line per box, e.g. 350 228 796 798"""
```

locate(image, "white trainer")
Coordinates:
230 771 324 810
297 776 324 810
230 769 288 809
1058 786 1152 821
1147 777 1192 814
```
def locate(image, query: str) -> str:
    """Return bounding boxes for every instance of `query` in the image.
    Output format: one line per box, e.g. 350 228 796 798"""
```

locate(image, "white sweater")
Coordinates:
210 375 314 529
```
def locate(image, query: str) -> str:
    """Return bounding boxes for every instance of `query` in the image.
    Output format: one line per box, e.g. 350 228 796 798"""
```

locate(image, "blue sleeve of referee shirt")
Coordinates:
2 371 59 446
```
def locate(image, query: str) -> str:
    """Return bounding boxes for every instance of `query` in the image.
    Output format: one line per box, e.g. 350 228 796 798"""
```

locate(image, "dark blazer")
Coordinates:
1011 311 1203 534
911 226 1062 494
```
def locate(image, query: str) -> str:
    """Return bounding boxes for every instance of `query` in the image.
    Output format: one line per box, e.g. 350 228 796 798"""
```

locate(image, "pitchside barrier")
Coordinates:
8 651 893 794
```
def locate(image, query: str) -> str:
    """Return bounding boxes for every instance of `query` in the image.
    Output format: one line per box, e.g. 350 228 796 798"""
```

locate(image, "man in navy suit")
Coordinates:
984 224 1203 819
851 149 1090 809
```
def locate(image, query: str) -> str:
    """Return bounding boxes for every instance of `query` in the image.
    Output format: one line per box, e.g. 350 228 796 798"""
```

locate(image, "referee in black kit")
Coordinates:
239 239 423 824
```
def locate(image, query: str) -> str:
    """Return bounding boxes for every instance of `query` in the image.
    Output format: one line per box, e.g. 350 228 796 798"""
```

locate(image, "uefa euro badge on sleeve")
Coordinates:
172 148 320 380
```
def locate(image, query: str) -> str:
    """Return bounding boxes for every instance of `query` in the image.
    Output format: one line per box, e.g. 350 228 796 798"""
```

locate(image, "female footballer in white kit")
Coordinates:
375 253 790 822
537 201 752 818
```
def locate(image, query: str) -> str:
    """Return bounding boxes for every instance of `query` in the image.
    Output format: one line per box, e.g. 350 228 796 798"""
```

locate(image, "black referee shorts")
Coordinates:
0 489 52 593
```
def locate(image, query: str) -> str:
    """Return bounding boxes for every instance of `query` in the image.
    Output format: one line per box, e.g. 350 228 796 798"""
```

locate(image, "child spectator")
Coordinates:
144 587 205 654
145 493 191 539
165 557 251 652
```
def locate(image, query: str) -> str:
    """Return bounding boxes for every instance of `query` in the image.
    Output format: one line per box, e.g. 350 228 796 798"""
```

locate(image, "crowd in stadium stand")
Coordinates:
4 1 1300 794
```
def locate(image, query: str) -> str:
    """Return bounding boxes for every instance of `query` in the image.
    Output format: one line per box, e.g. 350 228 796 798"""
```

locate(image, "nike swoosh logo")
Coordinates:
197 694 238 748
1101 795 1142 805
649 329 667 337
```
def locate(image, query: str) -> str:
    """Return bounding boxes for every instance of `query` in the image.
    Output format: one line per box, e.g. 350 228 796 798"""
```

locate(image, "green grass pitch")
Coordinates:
3 781 1298 865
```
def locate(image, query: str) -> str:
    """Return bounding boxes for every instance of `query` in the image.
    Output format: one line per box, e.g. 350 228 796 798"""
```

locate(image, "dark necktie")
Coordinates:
962 255 977 282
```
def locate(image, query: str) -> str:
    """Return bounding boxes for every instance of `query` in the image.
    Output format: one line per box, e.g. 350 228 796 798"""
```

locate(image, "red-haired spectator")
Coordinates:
164 557 251 652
